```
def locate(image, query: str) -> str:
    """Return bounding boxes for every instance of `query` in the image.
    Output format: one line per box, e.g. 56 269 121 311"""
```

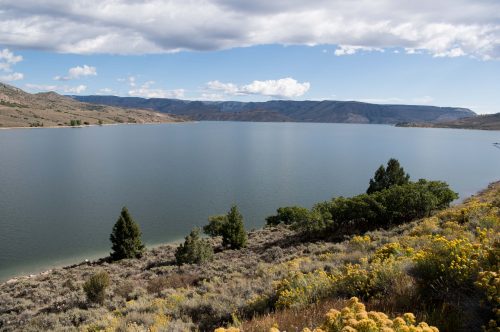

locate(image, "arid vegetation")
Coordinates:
0 160 498 332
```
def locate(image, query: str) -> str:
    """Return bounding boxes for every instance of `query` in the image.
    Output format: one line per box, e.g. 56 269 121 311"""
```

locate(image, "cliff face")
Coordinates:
73 95 476 124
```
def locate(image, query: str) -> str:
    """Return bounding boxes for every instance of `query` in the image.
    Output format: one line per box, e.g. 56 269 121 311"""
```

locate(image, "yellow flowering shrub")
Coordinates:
413 235 484 287
275 270 336 308
349 235 372 251
373 242 413 261
214 327 241 332
319 297 438 332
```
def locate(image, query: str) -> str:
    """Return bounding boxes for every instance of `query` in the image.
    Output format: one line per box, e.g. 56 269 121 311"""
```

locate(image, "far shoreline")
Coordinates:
0 120 189 131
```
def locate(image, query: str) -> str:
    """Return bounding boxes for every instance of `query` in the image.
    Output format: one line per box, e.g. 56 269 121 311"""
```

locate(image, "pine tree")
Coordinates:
367 158 410 194
222 205 247 249
110 207 145 260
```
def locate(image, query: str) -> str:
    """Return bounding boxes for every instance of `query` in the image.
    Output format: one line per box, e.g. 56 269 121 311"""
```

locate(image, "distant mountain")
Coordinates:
72 95 476 124
0 83 183 128
397 112 500 130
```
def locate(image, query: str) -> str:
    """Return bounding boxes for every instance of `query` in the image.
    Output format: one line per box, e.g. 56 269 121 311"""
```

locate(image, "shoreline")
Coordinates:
2 181 499 285
1 237 186 285
0 120 189 131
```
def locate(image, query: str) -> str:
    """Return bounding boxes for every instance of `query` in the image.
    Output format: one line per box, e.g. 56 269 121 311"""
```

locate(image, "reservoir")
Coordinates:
0 122 499 281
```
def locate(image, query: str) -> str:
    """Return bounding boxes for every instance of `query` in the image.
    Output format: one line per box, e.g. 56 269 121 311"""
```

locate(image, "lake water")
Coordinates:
0 122 499 281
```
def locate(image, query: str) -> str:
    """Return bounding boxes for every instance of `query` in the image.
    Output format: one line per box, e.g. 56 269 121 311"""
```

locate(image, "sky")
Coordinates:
0 0 499 114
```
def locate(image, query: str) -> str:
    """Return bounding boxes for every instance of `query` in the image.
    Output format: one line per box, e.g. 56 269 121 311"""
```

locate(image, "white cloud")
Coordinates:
0 1 498 59
206 77 310 98
433 47 466 58
242 78 310 98
206 80 240 95
0 48 22 71
0 72 24 81
67 84 87 93
334 45 384 56
25 83 87 94
0 48 24 82
54 65 97 81
127 80 185 98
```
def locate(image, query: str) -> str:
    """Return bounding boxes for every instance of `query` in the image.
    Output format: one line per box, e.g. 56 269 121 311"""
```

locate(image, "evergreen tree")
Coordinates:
222 205 247 249
367 158 410 194
204 205 248 249
110 207 145 260
175 228 214 265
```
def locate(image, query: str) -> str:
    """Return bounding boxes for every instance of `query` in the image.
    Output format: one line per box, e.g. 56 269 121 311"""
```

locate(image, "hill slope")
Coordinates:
73 95 476 124
0 83 183 128
397 112 500 130
1 181 498 331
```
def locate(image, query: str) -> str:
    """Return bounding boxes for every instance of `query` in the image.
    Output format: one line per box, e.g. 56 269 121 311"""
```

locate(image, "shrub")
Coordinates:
266 206 311 226
317 297 438 332
367 158 410 194
175 228 214 265
412 235 483 298
205 205 247 249
109 207 145 260
275 270 335 309
204 214 227 237
83 271 110 305
294 180 457 237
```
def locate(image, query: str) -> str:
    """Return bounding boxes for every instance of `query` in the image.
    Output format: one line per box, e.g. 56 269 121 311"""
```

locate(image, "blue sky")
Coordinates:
0 0 499 114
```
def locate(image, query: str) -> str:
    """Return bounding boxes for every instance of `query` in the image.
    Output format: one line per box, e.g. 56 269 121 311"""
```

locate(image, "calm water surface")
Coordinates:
0 122 499 281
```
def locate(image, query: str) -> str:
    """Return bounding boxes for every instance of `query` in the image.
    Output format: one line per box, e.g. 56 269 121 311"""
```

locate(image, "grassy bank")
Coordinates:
0 182 498 331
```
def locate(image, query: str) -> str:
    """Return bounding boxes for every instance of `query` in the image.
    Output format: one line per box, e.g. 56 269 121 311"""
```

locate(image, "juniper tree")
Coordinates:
175 228 214 265
110 207 145 260
204 205 248 249
367 158 410 194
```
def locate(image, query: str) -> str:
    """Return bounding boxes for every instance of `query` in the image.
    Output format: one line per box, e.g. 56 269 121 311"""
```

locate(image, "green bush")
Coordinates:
83 271 110 305
110 207 145 260
205 205 247 249
266 206 311 226
293 180 457 237
175 228 214 265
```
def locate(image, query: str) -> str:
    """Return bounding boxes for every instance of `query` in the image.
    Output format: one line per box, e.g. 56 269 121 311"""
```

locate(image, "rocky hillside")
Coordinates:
397 112 500 130
73 95 476 124
0 83 183 128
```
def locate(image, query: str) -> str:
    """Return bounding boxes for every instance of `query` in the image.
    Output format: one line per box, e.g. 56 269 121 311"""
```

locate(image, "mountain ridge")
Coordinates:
73 95 476 124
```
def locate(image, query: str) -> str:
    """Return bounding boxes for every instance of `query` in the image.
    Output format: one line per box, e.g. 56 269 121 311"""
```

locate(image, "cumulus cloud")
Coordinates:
206 77 310 98
0 1 498 59
0 48 24 81
25 83 87 94
127 79 185 99
54 65 97 81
